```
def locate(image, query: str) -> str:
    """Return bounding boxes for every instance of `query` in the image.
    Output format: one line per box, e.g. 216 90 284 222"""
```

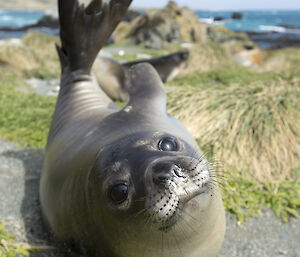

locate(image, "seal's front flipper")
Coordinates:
126 63 167 115
58 0 132 74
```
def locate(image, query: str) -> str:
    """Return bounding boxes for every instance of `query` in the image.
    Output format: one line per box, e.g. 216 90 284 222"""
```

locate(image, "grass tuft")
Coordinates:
168 78 300 182
221 170 300 224
169 67 279 88
0 222 30 257
0 73 55 148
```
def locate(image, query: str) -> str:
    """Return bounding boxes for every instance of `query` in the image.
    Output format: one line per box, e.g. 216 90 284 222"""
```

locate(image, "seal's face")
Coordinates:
88 131 217 256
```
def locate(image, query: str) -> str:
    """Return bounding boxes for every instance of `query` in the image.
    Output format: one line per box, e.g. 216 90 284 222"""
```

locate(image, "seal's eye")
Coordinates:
110 184 128 204
158 137 178 151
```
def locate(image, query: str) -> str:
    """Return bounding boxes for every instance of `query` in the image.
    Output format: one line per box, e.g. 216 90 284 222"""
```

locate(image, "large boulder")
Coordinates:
36 14 59 29
113 1 207 49
232 12 243 20
207 26 249 44
123 9 142 22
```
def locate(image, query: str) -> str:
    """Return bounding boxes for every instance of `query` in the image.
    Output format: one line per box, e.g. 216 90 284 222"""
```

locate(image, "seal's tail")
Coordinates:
57 0 132 74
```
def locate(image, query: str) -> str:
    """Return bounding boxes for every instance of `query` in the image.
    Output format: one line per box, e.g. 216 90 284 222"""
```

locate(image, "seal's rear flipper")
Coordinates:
58 0 132 74
126 63 167 115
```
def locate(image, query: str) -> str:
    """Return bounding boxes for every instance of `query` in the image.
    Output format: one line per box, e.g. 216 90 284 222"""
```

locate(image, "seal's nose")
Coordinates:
152 163 184 185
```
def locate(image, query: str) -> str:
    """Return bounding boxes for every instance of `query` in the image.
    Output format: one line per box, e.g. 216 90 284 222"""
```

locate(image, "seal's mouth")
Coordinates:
157 184 210 232
145 156 211 231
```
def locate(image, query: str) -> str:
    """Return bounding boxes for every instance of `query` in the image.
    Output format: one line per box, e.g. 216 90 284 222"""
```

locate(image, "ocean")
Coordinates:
0 9 44 28
0 9 300 48
196 10 300 33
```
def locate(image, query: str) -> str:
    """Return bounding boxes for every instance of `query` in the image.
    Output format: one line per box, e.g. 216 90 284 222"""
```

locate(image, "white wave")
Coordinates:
214 20 226 26
259 25 286 33
198 17 227 27
199 18 214 25
0 15 13 21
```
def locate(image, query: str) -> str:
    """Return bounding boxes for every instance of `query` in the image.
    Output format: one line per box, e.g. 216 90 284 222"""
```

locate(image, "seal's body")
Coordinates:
40 0 225 256
93 51 189 102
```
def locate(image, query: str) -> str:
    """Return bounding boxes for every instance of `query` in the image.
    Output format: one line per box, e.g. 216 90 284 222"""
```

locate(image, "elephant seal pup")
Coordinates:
40 0 225 256
92 50 189 102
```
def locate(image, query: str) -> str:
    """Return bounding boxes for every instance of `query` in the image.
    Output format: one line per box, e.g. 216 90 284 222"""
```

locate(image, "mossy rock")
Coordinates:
207 26 249 44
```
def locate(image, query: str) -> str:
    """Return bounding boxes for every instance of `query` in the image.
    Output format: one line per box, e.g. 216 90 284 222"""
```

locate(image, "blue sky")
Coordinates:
132 0 300 10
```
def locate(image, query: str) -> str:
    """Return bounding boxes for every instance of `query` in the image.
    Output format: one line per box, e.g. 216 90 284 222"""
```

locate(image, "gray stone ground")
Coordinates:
0 138 299 257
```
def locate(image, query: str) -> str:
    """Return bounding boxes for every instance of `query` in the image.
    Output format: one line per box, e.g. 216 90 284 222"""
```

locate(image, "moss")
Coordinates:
0 73 55 148
221 170 300 224
0 222 30 257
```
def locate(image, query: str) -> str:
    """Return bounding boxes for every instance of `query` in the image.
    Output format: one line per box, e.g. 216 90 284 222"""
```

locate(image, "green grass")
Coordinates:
168 77 300 182
0 32 299 226
0 71 55 148
221 170 300 224
0 222 30 257
111 47 169 62
169 67 281 88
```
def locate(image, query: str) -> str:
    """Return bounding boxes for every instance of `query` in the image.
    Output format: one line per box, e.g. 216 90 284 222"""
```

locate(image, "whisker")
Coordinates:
171 230 184 257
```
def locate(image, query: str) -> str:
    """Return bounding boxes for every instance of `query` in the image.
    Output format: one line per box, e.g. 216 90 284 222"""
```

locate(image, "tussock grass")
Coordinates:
257 48 300 73
169 67 278 88
180 42 236 76
0 32 60 80
167 78 300 182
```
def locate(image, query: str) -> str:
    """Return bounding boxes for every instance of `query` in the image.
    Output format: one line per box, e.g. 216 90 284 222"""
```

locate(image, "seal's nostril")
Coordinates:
173 165 185 178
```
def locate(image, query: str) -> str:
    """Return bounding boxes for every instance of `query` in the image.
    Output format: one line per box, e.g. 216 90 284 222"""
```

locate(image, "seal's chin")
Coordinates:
157 184 210 232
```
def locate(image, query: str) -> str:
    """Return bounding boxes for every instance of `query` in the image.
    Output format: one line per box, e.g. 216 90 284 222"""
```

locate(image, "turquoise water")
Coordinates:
1 9 300 32
196 10 300 33
0 9 300 48
0 9 44 28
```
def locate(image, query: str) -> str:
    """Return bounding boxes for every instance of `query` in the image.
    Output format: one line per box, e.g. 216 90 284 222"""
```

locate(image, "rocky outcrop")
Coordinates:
123 9 142 22
234 49 264 66
207 26 249 44
0 14 59 32
232 12 243 20
0 9 138 34
35 14 59 28
247 31 300 49
113 1 207 49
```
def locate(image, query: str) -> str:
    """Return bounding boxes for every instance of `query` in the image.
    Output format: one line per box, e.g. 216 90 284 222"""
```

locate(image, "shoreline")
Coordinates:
1 8 300 50
1 27 299 50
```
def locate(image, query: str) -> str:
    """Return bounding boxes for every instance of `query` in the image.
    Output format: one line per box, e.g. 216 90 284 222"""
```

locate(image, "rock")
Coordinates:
278 24 300 29
123 9 141 22
232 12 243 20
36 15 59 29
0 14 59 32
179 7 207 43
214 16 226 21
244 43 255 50
0 38 23 47
247 31 300 49
113 0 207 49
26 78 60 97
113 22 133 43
234 49 264 66
207 26 249 44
